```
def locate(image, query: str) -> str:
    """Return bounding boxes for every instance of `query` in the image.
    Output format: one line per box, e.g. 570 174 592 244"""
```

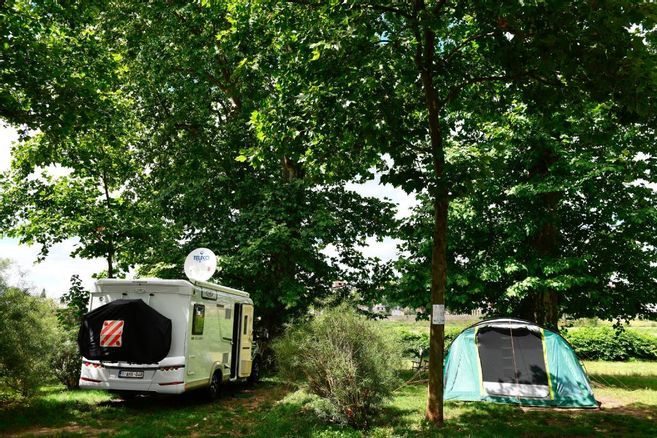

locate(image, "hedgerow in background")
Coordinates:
399 328 461 364
273 306 401 429
0 289 60 397
564 327 657 362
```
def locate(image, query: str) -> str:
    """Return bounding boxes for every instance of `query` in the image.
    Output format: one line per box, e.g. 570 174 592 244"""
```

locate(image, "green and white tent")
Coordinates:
444 318 597 408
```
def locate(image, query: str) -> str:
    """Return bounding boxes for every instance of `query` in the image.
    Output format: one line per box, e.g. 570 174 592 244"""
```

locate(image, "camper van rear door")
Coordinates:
238 304 254 378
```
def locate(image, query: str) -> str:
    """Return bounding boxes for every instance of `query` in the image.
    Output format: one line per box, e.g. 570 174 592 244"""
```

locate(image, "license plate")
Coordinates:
118 370 144 379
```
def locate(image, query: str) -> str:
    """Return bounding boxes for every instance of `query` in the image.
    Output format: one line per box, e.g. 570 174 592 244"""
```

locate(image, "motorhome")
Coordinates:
78 279 258 399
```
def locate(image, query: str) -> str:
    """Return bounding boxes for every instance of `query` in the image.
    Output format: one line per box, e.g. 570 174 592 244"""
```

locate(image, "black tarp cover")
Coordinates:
78 299 172 363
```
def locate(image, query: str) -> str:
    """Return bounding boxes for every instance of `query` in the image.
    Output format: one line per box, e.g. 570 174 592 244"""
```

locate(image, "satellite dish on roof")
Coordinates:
184 248 217 282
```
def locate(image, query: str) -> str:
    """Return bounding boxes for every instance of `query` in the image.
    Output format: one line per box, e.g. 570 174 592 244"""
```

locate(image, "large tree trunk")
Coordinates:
520 147 560 329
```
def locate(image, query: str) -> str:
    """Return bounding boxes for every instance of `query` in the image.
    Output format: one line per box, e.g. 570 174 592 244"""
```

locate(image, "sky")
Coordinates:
0 124 415 299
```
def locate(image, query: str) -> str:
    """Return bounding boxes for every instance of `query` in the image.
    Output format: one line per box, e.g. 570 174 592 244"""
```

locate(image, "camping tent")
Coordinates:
444 318 597 408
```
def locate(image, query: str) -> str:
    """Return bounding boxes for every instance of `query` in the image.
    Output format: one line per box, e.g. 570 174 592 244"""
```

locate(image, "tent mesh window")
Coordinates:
477 327 549 398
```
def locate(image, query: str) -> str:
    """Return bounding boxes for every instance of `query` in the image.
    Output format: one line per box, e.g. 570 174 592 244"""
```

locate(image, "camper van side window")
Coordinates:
243 315 248 335
192 304 205 335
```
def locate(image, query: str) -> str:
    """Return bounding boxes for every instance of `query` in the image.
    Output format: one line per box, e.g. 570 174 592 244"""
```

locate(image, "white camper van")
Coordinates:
78 279 258 398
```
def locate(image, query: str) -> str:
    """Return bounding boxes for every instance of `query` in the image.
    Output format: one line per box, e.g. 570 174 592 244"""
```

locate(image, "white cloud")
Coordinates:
346 169 418 220
344 170 417 262
1 125 103 298
0 124 18 171
0 237 104 299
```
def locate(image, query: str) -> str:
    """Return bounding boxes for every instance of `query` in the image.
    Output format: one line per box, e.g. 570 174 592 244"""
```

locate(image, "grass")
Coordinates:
2 361 656 437
2 317 655 436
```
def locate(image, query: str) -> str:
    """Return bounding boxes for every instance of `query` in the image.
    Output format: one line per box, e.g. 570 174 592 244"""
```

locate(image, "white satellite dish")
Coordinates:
184 248 217 282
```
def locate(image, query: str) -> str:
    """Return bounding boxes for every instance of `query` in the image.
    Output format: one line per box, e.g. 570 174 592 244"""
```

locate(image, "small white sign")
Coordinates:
432 304 445 325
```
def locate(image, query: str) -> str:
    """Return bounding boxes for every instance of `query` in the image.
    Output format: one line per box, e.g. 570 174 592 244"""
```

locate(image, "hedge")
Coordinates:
399 327 461 360
398 326 657 362
563 327 657 361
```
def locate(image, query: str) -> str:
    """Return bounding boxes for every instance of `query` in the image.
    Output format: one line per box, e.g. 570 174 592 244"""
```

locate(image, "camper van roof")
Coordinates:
191 280 250 298
94 278 250 298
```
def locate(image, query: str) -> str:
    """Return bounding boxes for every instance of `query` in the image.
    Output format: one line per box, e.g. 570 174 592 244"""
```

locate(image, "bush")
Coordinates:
273 306 401 428
563 327 657 361
52 275 90 389
0 289 60 396
51 339 82 389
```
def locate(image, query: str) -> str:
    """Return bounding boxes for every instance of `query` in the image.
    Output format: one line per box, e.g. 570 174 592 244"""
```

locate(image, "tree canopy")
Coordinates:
0 0 397 331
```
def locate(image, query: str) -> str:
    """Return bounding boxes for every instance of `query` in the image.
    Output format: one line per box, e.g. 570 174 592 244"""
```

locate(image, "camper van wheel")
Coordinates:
207 371 221 401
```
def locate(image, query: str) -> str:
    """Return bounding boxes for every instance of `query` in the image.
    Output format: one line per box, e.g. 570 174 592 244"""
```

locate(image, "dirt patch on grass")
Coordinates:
6 425 114 437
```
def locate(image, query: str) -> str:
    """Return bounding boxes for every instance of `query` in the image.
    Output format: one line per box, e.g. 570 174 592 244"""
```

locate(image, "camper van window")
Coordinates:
243 316 248 335
192 304 205 335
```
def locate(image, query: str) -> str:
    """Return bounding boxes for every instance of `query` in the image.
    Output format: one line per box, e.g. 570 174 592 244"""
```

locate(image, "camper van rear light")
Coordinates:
158 381 183 386
80 377 102 383
83 361 103 368
159 365 184 371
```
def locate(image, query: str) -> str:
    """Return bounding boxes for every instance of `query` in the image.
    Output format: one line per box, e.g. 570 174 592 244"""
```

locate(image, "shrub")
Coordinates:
273 306 401 428
51 339 82 389
0 289 60 396
52 275 90 389
563 327 657 361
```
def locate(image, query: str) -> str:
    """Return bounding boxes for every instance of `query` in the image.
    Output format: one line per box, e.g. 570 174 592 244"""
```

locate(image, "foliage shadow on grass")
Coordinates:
0 381 283 436
589 373 657 391
426 401 657 438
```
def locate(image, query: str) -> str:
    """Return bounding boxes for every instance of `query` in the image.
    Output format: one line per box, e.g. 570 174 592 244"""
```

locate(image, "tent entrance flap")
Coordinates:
477 326 549 398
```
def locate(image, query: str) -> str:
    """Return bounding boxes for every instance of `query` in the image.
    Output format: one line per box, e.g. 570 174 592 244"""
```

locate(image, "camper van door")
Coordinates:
238 304 254 377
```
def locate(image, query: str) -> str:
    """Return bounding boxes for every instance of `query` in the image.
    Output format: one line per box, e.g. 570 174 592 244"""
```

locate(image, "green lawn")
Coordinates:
2 360 656 437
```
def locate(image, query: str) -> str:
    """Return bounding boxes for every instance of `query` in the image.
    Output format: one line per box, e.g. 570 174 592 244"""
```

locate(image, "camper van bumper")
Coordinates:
79 358 186 394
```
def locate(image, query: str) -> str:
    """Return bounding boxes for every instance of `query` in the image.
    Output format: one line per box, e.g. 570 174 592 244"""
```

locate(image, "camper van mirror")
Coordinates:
184 248 217 282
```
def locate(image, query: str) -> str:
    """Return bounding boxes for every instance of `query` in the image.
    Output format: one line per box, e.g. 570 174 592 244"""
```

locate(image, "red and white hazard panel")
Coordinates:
100 320 125 348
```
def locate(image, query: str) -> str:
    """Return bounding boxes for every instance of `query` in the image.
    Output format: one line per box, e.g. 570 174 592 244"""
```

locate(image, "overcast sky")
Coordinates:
0 124 414 299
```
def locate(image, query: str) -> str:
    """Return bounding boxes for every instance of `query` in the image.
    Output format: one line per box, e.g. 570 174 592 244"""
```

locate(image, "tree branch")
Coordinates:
443 73 528 105
443 31 497 65
285 0 414 20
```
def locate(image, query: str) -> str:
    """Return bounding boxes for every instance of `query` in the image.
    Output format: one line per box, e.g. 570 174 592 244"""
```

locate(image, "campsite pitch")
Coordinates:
1 360 656 437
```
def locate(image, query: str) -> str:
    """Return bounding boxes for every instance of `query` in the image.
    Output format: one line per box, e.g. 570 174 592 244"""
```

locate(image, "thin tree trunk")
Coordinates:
101 170 115 279
426 187 448 425
413 0 447 426
106 251 114 279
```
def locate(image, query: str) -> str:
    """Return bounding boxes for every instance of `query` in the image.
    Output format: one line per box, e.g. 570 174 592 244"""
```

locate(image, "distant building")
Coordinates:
371 303 387 314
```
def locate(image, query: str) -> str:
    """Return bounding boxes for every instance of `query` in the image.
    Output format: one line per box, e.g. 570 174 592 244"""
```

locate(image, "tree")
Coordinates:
1 1 397 336
255 0 657 425
53 275 90 389
98 1 399 332
57 274 90 332
0 1 171 278
0 288 60 396
395 98 657 326
0 258 10 295
0 1 108 135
